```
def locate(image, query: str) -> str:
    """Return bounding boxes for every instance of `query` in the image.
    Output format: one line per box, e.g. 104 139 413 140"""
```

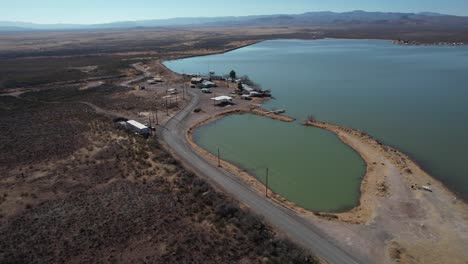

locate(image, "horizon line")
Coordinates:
0 9 460 26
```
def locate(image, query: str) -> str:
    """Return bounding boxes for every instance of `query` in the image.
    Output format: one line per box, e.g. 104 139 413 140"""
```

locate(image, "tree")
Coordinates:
229 70 236 80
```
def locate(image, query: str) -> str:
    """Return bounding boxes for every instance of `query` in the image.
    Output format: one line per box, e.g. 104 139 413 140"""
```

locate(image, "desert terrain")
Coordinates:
1 25 468 264
176 71 468 264
0 29 321 263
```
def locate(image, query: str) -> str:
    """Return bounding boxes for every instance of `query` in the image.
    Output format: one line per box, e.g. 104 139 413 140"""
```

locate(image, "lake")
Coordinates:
165 39 468 210
193 114 366 212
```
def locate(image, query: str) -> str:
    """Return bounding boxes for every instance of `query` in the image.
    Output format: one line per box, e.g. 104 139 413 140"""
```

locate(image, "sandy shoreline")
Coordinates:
187 109 468 221
185 107 468 262
186 107 306 212
161 46 468 219
159 41 468 262
301 120 468 263
163 39 468 213
162 40 265 62
304 120 467 218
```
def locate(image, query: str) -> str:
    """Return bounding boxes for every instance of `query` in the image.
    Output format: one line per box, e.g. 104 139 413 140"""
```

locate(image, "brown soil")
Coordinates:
0 79 318 264
177 72 468 263
302 120 468 263
0 38 322 262
3 26 467 263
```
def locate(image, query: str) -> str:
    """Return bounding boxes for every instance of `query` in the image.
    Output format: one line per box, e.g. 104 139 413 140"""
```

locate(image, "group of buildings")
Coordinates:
190 77 216 89
115 73 274 137
190 74 272 106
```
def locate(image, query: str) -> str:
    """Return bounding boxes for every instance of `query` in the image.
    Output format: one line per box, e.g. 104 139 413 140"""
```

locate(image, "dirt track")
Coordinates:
159 88 370 264
157 58 468 263
303 121 468 264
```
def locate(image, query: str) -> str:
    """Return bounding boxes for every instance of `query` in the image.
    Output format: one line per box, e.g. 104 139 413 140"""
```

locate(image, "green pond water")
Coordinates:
165 39 468 211
193 114 366 212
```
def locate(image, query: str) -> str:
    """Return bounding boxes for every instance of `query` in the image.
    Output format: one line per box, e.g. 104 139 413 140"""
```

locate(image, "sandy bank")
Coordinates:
186 110 307 215
303 120 468 264
161 40 265 62
185 111 468 263
191 107 295 129
159 43 468 263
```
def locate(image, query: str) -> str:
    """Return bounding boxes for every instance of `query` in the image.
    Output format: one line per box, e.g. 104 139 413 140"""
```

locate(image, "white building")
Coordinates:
191 77 204 84
211 96 233 105
147 78 163 84
241 84 254 93
201 80 216 88
126 120 150 135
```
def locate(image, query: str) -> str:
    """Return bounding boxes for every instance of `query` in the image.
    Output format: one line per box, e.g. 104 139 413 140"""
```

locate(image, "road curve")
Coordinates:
120 63 153 87
160 90 370 264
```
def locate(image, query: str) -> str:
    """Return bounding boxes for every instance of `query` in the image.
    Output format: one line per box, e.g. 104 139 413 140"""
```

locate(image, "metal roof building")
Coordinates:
211 96 233 102
201 80 216 88
191 77 204 84
126 120 150 135
241 84 254 92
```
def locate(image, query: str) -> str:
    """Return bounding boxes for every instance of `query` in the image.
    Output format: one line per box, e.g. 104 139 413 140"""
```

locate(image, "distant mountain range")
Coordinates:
1 10 467 32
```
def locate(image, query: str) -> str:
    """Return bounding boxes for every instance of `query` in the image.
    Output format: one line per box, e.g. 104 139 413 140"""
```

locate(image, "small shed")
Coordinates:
201 80 216 88
241 84 254 93
249 91 261 97
191 77 204 84
241 94 252 100
147 78 163 84
211 96 233 105
126 120 150 135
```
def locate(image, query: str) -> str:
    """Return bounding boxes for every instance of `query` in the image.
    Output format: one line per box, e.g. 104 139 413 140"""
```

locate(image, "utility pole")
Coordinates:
166 97 169 116
217 147 221 167
148 116 152 135
266 168 269 197
213 92 216 108
155 110 159 125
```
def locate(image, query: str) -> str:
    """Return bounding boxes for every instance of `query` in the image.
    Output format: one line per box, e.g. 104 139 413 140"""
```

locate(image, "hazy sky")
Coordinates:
3 0 468 24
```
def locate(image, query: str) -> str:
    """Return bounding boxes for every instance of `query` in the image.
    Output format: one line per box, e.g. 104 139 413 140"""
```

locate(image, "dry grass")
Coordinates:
0 86 318 264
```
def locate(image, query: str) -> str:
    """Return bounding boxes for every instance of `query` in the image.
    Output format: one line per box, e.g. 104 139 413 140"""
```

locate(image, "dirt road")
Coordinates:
119 63 152 87
159 89 371 264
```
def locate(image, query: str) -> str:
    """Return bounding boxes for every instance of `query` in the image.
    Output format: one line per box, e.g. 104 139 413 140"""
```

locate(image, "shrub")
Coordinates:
215 203 239 218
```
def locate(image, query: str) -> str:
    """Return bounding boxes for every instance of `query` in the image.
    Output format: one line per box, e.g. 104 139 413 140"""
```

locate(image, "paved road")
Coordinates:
160 89 371 264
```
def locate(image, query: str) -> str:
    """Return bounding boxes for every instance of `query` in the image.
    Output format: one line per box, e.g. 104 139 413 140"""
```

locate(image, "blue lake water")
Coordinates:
165 39 468 210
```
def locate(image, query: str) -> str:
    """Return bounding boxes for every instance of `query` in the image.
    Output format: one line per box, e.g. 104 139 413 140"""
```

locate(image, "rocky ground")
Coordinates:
303 121 468 264
0 70 318 263
2 26 467 263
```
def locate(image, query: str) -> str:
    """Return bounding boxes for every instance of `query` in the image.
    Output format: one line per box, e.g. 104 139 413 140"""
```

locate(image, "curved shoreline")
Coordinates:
163 40 265 62
160 39 468 262
187 111 468 226
186 110 311 216
171 85 468 263
159 55 467 225
186 111 370 222
185 108 368 220
302 120 468 222
160 39 468 221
